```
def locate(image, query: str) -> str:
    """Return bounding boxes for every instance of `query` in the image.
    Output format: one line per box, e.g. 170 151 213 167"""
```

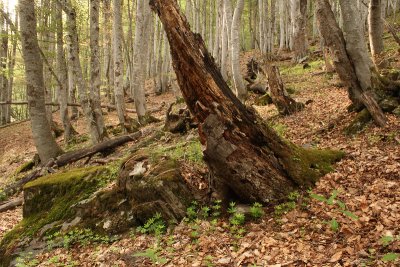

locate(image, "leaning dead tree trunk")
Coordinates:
150 0 343 203
266 65 304 115
316 0 387 127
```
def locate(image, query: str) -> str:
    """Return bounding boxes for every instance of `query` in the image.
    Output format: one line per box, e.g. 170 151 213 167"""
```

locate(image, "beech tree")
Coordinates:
19 0 63 162
369 0 385 59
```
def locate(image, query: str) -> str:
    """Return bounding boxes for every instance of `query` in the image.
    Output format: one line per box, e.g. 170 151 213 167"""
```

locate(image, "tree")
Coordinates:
316 0 387 127
291 0 308 62
150 0 343 203
369 0 384 59
231 0 247 101
112 0 127 129
58 0 108 144
56 2 76 142
19 0 63 162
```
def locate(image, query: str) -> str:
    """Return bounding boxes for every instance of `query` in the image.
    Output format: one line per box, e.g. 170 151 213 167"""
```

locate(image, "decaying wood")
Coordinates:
150 0 343 203
0 198 23 213
3 132 143 197
384 21 400 47
266 65 304 115
55 131 142 167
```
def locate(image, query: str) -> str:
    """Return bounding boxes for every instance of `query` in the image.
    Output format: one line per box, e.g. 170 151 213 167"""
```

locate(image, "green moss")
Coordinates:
0 166 115 265
149 140 204 166
284 145 345 186
14 161 35 175
280 59 324 77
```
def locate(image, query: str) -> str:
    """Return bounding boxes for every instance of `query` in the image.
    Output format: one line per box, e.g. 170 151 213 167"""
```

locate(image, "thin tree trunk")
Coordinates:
56 2 76 142
231 0 247 101
90 0 108 139
19 0 63 163
291 0 308 62
369 0 385 59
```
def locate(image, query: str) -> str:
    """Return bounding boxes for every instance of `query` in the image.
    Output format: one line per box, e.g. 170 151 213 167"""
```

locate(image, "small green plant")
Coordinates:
185 201 199 222
204 255 215 267
309 190 359 232
137 213 166 236
227 201 237 214
133 247 167 265
274 191 300 217
42 255 78 267
250 202 264 219
15 252 40 267
200 206 210 218
0 189 6 202
379 235 400 263
47 228 115 249
211 199 222 218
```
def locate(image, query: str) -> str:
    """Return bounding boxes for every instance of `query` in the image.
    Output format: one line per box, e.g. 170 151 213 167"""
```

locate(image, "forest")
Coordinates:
0 0 399 266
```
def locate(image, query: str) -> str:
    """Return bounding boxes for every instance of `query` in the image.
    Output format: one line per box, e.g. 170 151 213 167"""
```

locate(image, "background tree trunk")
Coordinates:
369 0 385 59
316 0 386 127
231 0 247 101
20 0 63 163
150 0 343 203
291 0 308 62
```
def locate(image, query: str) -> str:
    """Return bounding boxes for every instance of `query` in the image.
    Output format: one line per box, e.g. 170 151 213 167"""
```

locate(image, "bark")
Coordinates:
231 0 247 101
266 65 304 115
58 0 107 143
56 2 76 142
0 9 8 125
19 0 63 163
369 0 385 58
90 0 108 139
132 0 149 122
6 11 18 125
0 198 23 213
150 0 343 203
291 0 308 62
316 0 387 127
113 0 127 129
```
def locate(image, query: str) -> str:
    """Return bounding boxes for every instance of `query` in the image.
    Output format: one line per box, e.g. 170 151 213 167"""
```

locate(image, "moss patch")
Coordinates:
0 166 115 265
284 145 345 186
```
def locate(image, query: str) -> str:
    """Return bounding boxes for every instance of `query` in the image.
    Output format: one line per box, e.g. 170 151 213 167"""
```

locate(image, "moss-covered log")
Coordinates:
150 0 344 203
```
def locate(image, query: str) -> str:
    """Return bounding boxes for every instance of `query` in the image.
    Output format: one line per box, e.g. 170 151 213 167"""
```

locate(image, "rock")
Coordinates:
380 98 399 112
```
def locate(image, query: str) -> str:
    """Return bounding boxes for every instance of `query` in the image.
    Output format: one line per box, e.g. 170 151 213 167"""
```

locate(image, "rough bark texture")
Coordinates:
20 0 63 163
266 65 304 115
56 2 76 142
316 0 386 127
230 0 247 101
150 0 343 203
291 0 308 62
113 0 127 129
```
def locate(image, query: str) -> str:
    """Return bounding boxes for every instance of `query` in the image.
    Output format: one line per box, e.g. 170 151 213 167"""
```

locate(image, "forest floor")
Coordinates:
1 48 400 266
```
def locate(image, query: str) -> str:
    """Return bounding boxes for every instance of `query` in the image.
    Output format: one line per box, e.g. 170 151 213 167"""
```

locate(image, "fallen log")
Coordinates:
55 131 142 167
0 197 23 213
3 132 143 197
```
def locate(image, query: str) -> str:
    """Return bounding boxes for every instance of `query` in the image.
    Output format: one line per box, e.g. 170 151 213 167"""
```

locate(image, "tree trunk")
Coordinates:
132 0 149 123
231 0 247 101
90 0 108 139
266 65 304 115
58 0 107 143
369 0 385 59
316 0 387 127
291 0 308 62
0 9 8 125
19 0 63 163
56 2 76 142
150 0 343 203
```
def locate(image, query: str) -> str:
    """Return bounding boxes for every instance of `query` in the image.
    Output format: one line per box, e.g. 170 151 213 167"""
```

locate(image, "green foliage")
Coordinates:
0 189 7 202
136 213 166 236
41 255 78 267
328 218 339 232
133 247 167 265
65 134 90 151
15 252 39 267
270 123 287 137
382 253 399 262
204 255 215 267
150 140 203 165
211 199 222 218
380 235 395 247
250 203 264 219
274 191 300 217
46 228 116 249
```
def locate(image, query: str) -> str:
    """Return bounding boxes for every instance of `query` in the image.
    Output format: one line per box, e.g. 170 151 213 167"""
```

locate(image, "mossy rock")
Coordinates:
0 166 112 266
380 97 399 112
344 109 372 135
